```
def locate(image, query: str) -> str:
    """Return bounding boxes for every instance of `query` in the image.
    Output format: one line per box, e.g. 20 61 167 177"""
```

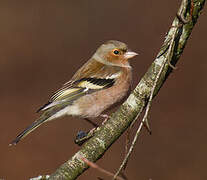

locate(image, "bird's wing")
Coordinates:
37 59 121 112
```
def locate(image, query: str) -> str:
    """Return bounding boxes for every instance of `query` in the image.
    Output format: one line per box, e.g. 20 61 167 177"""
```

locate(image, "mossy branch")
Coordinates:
48 0 205 179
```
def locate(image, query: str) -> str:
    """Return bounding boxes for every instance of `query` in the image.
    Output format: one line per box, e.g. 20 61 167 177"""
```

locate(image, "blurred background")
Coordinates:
0 1 206 179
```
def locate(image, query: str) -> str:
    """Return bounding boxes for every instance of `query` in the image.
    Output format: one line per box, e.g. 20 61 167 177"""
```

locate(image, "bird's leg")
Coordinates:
74 115 110 146
100 114 110 125
85 114 110 139
74 118 98 145
75 127 97 146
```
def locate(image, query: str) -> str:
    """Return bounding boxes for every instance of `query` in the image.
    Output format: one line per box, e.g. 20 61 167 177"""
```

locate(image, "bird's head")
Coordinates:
93 40 138 68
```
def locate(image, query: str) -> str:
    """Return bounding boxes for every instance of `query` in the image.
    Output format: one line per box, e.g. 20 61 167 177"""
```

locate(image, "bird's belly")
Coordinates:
71 81 131 118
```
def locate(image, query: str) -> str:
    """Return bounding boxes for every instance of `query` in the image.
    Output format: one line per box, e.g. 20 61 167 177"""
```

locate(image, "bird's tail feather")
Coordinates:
10 101 70 146
9 115 49 146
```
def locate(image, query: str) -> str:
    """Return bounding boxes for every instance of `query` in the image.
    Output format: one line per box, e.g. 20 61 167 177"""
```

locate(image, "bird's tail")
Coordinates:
9 114 50 146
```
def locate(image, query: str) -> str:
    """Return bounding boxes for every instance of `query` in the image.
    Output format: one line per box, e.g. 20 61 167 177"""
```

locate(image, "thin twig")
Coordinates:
113 7 184 177
113 54 167 179
166 22 179 69
77 154 125 180
30 175 50 180
123 129 130 170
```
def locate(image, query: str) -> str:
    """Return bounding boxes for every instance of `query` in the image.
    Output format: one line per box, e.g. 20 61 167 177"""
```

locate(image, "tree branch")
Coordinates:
48 0 206 179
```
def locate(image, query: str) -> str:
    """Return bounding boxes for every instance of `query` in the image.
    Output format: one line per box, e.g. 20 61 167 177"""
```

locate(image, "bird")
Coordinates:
10 40 138 145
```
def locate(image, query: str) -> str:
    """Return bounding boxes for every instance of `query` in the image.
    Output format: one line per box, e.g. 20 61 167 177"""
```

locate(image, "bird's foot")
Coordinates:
74 114 110 146
74 127 98 146
100 114 110 125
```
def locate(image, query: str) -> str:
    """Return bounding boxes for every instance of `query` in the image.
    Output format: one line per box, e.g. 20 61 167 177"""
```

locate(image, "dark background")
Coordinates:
0 1 206 179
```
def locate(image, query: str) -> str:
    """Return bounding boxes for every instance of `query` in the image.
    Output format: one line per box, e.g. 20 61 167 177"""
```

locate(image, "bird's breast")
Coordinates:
69 67 132 118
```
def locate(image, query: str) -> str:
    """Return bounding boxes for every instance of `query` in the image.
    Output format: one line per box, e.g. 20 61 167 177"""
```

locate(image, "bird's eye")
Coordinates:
113 50 120 55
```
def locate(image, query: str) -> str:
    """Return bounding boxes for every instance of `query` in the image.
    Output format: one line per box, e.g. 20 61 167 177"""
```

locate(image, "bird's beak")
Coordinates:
124 51 138 59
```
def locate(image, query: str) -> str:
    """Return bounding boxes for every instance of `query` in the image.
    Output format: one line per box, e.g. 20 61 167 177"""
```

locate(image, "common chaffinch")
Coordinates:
10 40 137 145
